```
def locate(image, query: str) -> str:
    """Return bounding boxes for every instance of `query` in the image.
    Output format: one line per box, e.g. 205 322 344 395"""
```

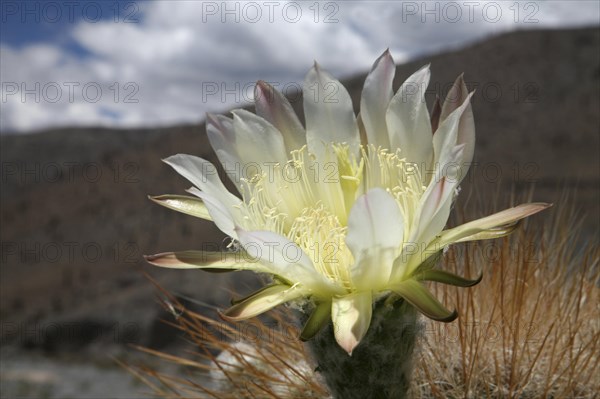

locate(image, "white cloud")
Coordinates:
1 0 598 133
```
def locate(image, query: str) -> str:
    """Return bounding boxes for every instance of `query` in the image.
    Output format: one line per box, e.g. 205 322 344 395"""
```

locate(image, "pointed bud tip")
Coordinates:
338 335 360 356
205 112 218 124
255 79 270 93
217 309 231 322
439 309 459 323
373 48 395 70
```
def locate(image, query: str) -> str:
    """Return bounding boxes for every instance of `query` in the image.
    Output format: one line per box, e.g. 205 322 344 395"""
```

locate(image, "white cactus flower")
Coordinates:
146 50 550 355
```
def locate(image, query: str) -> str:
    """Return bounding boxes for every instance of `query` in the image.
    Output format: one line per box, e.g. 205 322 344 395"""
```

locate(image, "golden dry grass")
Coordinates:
127 192 599 398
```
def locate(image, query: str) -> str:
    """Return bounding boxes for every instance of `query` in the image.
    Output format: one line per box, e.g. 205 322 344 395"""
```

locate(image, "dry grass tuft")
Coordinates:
415 191 599 398
128 193 599 398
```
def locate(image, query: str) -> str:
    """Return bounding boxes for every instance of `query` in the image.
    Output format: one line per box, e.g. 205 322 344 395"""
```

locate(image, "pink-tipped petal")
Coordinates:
231 109 288 168
433 90 475 178
254 80 305 152
440 74 475 170
332 292 373 355
386 64 433 168
206 113 244 190
438 203 553 246
303 62 360 160
361 49 395 149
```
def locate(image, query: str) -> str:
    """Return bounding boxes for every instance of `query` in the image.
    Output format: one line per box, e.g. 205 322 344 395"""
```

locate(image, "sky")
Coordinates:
1 0 598 133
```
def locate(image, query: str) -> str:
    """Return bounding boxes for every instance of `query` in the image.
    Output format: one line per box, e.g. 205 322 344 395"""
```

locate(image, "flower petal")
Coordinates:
163 155 242 237
391 279 457 322
440 74 475 169
300 301 332 341
222 284 305 320
188 187 237 238
404 203 551 277
148 194 212 220
254 80 305 152
235 228 337 293
411 144 465 250
163 154 241 209
432 91 474 176
436 203 552 247
231 109 288 167
332 291 373 355
416 269 483 287
361 49 395 149
206 113 245 189
346 188 404 289
453 226 518 242
144 250 271 273
386 64 433 167
303 62 360 160
208 110 288 184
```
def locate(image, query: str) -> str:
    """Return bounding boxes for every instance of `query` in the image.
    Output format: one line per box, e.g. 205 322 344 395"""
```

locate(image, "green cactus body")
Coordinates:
304 297 419 399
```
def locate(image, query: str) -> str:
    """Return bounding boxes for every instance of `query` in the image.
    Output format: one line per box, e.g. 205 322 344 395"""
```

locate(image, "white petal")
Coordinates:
163 154 241 210
207 110 288 186
437 203 552 246
416 177 455 245
231 109 288 169
440 74 475 170
206 113 245 189
332 292 373 355
235 228 337 294
386 65 433 168
432 91 474 173
303 62 360 160
345 188 404 289
404 202 552 277
254 80 306 152
361 49 395 149
413 145 464 247
188 187 237 238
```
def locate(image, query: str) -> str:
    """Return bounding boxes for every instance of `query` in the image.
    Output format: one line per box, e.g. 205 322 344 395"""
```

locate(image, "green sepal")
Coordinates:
416 269 483 287
391 279 458 322
300 301 332 341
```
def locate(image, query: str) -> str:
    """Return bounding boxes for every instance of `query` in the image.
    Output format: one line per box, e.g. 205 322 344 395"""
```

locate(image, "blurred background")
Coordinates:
1 1 599 397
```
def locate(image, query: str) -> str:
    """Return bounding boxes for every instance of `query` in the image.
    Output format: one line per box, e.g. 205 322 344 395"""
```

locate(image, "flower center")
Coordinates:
238 144 426 288
288 206 353 290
